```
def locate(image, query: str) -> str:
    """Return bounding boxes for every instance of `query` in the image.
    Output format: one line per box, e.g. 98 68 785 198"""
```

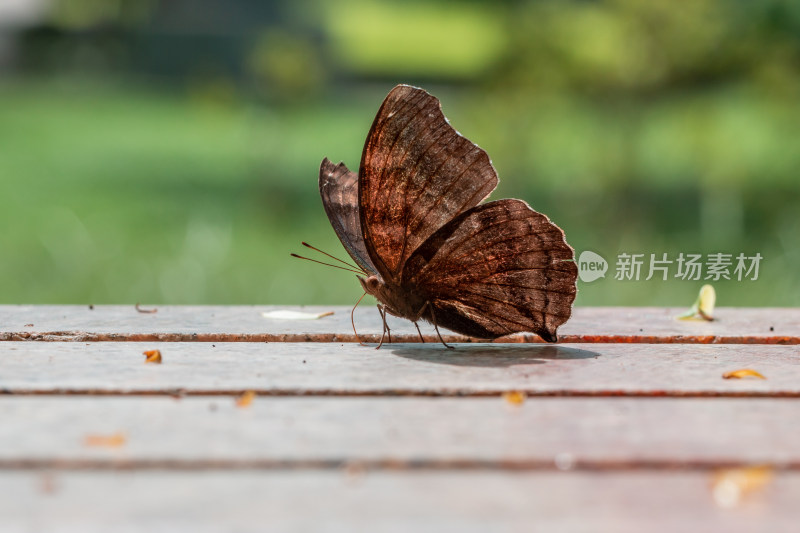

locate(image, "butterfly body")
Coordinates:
357 274 427 324
318 85 578 343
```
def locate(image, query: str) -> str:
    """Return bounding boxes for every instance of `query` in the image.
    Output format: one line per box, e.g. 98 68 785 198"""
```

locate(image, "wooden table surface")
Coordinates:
2 305 799 532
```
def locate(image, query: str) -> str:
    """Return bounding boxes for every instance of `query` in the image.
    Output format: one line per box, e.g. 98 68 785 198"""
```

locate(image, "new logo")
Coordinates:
578 251 608 283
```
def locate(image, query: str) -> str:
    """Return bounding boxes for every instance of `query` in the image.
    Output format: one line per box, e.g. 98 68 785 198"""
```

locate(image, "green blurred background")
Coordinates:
1 0 798 306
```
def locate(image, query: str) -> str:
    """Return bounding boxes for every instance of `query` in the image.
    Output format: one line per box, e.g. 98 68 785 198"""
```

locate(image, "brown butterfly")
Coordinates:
311 84 577 347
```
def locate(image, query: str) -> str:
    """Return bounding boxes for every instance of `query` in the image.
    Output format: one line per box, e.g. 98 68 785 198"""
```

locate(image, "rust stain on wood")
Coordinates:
1 331 798 344
3 389 799 398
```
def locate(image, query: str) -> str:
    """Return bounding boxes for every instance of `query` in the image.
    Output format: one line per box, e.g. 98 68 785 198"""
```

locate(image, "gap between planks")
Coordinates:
2 458 800 472
4 389 800 398
2 332 799 344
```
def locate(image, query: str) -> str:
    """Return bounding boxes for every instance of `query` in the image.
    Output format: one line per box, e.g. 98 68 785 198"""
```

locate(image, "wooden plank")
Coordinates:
2 470 797 533
1 341 797 397
0 305 796 344
1 397 799 468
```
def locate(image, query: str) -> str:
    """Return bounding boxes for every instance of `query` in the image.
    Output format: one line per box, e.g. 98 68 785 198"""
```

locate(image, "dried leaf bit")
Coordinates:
712 465 773 508
236 390 256 407
84 433 127 448
135 303 158 314
143 349 162 364
677 284 716 321
503 391 527 406
722 369 766 380
262 310 335 320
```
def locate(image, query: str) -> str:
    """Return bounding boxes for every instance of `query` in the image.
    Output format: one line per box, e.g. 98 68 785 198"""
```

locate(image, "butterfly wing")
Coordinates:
402 199 578 341
359 85 498 280
318 158 377 275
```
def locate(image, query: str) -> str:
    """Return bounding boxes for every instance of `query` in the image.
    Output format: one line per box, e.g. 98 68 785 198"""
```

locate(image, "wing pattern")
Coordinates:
319 84 578 343
403 199 577 340
318 158 377 275
359 85 499 280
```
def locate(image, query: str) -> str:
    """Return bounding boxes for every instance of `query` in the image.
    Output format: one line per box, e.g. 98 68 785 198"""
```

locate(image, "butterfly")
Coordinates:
314 84 577 347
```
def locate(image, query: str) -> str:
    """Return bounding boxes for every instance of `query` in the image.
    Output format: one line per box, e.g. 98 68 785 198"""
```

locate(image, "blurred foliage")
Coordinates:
247 28 326 100
49 0 155 29
1 0 799 306
320 0 507 78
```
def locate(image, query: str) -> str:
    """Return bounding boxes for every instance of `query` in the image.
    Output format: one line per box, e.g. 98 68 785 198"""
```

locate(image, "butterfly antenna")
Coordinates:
301 242 365 273
290 254 365 275
351 291 368 346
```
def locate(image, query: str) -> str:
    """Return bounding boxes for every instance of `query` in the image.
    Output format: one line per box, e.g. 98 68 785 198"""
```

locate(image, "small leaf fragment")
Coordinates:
677 284 716 321
236 390 256 407
712 465 773 508
84 433 127 448
143 349 162 364
262 310 334 320
503 391 526 406
135 303 158 314
723 368 766 380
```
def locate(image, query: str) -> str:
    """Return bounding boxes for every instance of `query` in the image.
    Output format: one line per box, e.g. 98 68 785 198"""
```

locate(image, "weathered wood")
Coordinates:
1 397 799 468
0 305 796 344
0 306 797 530
2 470 797 533
1 341 798 397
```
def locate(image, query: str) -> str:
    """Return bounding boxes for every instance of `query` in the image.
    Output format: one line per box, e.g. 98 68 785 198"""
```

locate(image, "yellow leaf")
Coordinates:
697 284 716 319
503 391 526 406
723 369 766 380
236 390 257 407
677 284 716 321
712 465 773 508
143 349 162 364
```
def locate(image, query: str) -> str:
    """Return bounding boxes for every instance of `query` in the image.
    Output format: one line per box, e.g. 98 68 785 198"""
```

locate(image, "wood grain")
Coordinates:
0 306 796 343
1 341 798 397
1 306 798 531
2 470 797 533
1 397 799 468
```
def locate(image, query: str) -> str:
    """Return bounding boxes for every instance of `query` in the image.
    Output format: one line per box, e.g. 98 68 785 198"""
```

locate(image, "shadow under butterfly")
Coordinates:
295 84 578 348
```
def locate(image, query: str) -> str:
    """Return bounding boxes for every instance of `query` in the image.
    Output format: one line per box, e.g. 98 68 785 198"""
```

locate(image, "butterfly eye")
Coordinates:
365 276 381 292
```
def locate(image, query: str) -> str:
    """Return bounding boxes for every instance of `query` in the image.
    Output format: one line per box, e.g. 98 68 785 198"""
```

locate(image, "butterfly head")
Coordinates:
357 273 428 322
358 274 405 312
357 274 383 297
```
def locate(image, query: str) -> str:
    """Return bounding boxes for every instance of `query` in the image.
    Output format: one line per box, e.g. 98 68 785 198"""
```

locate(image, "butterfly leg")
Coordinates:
380 305 393 343
411 301 452 349
413 322 425 343
427 303 453 350
376 305 392 349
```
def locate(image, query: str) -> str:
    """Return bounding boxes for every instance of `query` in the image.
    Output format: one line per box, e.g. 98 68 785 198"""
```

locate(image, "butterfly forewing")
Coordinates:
359 85 499 280
318 158 377 275
403 199 578 340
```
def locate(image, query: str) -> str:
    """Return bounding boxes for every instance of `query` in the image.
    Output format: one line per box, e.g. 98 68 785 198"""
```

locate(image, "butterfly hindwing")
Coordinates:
318 158 377 275
402 199 578 340
359 85 499 280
